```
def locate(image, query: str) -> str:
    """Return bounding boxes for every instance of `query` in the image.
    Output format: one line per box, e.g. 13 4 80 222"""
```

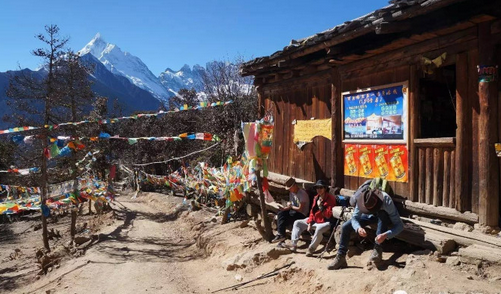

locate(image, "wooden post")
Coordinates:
478 22 500 226
455 52 471 212
330 68 343 188
409 65 420 202
425 148 433 205
433 148 443 207
443 150 451 208
256 173 273 242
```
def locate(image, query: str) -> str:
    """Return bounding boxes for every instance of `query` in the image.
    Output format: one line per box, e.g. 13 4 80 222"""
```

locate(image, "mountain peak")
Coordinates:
79 33 108 58
180 64 191 72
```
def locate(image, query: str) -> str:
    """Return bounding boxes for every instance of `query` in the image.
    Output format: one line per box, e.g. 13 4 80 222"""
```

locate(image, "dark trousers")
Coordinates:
277 210 306 236
337 210 391 256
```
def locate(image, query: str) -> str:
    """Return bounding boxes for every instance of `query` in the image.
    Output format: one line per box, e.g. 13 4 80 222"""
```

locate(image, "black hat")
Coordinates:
313 179 329 189
285 177 297 190
363 189 383 213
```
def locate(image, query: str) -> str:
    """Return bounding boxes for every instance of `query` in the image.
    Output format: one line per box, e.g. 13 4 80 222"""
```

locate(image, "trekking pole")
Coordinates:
318 206 345 260
211 261 295 293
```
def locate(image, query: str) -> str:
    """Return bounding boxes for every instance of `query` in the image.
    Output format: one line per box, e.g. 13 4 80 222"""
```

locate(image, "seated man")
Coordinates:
272 177 310 243
288 180 336 256
328 188 404 270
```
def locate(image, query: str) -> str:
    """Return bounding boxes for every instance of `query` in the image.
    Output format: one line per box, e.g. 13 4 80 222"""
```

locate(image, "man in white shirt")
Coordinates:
272 177 310 243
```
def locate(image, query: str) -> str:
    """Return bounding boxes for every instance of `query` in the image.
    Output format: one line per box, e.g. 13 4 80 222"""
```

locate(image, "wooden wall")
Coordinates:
261 75 332 182
341 66 411 197
257 22 501 223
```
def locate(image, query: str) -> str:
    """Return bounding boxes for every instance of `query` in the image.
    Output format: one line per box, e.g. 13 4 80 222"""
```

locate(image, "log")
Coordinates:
425 148 433 205
332 207 456 254
478 21 500 226
432 148 443 207
455 51 471 212
409 65 419 203
418 148 426 203
399 200 478 224
442 150 451 208
402 217 501 248
459 244 501 265
338 187 479 224
396 225 456 255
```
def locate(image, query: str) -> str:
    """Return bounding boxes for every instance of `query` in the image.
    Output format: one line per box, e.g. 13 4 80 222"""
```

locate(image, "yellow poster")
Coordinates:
293 119 332 143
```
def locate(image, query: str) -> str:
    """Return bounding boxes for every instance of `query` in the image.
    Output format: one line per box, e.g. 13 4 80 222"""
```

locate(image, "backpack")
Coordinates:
349 178 394 207
369 177 394 197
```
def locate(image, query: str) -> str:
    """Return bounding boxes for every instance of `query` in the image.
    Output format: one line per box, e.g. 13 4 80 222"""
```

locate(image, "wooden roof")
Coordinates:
240 0 499 78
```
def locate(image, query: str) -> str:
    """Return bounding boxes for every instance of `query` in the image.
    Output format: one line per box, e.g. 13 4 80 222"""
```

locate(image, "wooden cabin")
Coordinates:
241 0 501 227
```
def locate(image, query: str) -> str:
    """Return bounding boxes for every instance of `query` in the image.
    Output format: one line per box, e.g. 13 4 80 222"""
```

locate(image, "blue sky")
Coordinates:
0 0 389 75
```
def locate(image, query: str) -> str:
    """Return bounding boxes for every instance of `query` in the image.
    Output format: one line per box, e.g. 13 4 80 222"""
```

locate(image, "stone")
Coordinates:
445 256 460 266
234 274 243 282
239 220 249 228
453 222 473 232
411 249 431 256
466 275 473 280
74 236 91 246
267 248 291 259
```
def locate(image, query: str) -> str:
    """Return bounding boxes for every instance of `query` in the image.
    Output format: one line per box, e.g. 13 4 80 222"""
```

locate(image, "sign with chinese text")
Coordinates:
293 118 332 143
343 83 407 141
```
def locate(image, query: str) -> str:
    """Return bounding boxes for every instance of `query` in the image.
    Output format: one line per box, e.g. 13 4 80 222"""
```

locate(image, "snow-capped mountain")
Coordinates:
79 33 172 102
159 64 205 96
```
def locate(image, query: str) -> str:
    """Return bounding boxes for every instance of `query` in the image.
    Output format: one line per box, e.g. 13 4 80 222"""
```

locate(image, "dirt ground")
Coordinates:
1 191 501 294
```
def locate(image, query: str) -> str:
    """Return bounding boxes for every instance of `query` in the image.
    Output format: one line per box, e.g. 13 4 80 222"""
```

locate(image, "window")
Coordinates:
419 65 456 138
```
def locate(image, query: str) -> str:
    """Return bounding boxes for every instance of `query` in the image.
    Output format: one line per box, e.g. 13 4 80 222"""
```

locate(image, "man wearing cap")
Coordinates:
328 188 404 270
288 179 336 256
272 177 310 244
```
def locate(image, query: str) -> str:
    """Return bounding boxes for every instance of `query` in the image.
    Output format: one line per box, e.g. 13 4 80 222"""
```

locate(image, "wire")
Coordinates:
131 142 221 167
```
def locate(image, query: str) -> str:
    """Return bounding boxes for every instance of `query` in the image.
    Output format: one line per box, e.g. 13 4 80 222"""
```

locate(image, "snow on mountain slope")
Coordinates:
159 64 205 94
79 33 171 102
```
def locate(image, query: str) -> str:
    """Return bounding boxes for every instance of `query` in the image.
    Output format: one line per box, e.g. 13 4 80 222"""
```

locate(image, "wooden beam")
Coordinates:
478 21 500 226
414 137 455 148
409 65 419 203
455 52 471 212
330 68 343 187
375 21 412 35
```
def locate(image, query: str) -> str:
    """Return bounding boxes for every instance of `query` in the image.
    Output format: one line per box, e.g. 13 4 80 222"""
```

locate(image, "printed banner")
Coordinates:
344 144 359 176
293 119 332 143
387 145 408 182
344 144 408 182
343 84 407 140
358 144 376 178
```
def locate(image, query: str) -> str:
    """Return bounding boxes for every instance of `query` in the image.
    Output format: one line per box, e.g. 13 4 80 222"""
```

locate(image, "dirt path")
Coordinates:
3 192 501 294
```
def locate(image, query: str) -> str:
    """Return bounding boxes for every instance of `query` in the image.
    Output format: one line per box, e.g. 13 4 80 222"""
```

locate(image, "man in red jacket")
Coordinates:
288 179 337 256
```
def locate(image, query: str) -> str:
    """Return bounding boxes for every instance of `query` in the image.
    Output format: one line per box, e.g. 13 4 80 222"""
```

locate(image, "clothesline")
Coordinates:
132 141 222 166
0 100 233 136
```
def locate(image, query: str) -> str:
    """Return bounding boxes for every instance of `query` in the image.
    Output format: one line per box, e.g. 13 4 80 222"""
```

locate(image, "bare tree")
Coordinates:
7 25 69 251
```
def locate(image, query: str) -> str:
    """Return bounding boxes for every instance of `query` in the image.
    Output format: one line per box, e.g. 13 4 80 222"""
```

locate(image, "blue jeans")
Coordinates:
337 210 391 256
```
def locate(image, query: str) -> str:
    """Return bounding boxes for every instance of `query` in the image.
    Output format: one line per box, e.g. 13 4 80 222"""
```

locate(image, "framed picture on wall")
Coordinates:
342 81 409 144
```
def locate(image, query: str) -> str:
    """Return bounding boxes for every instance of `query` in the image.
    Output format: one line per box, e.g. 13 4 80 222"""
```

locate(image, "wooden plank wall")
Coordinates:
341 66 410 198
257 25 500 220
262 79 332 182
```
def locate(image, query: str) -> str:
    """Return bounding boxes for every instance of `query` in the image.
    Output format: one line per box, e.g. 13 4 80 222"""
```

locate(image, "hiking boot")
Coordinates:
305 247 315 257
369 245 383 263
285 243 297 253
276 241 286 249
327 254 347 270
271 235 286 243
